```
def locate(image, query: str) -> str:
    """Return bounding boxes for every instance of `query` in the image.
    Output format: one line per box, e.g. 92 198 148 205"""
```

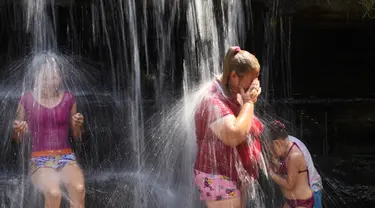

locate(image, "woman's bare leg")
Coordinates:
206 197 241 208
32 168 61 208
60 164 85 208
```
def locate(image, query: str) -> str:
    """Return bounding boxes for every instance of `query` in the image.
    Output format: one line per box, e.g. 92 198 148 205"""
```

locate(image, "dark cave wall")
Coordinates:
291 20 375 98
290 21 375 155
0 1 373 158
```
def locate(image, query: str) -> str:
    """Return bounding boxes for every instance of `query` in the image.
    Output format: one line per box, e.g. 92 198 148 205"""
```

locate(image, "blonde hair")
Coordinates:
222 46 260 89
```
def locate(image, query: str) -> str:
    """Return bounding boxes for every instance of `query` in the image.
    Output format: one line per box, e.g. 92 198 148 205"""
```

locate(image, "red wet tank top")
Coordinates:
194 80 263 183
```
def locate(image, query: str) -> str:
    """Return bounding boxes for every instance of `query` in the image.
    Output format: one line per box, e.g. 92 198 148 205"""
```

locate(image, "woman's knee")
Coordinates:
66 182 85 197
31 168 61 201
44 188 62 201
59 164 85 196
73 183 85 195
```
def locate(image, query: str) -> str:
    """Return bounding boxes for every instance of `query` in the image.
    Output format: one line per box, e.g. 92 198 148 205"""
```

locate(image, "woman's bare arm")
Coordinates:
16 104 25 120
12 104 26 140
70 103 83 139
209 102 255 147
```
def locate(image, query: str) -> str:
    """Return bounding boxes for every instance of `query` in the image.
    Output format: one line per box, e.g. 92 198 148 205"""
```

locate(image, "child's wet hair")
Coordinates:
267 120 288 141
30 52 63 88
32 52 63 73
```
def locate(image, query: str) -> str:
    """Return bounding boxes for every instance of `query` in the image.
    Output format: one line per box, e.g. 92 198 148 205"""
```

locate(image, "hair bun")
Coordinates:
268 120 288 140
271 120 286 130
233 46 241 55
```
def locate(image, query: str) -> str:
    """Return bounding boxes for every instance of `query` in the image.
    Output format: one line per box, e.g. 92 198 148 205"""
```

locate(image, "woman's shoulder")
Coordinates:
202 94 232 113
20 91 33 105
63 91 76 103
288 149 306 165
21 91 32 97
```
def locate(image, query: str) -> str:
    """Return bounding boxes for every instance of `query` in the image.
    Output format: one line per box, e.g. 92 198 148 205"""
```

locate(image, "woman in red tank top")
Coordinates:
12 55 85 208
194 46 263 208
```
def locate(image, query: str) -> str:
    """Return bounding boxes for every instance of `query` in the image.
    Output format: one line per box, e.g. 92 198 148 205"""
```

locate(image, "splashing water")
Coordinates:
0 0 285 207
183 0 250 87
25 0 57 52
0 0 134 207
139 0 281 206
0 51 134 207
0 0 371 207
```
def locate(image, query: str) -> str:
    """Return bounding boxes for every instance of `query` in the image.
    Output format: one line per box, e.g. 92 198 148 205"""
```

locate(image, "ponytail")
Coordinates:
222 46 240 86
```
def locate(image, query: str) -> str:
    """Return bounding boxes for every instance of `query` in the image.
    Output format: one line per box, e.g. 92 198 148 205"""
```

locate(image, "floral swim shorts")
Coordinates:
194 170 241 201
29 153 77 174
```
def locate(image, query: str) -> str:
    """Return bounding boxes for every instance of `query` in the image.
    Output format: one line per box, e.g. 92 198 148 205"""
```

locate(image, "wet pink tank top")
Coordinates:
20 91 76 152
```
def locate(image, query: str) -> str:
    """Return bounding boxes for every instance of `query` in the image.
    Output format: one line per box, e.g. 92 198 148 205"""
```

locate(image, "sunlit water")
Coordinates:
0 0 372 207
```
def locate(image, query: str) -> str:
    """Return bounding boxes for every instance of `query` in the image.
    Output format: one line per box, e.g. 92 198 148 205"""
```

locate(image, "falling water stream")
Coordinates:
0 0 372 207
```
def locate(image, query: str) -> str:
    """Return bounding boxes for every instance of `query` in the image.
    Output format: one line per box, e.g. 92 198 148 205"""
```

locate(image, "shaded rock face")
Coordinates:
258 0 373 19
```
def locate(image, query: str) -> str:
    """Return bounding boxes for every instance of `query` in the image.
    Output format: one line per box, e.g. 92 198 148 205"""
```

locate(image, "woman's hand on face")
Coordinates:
13 120 28 134
239 78 261 104
72 113 84 128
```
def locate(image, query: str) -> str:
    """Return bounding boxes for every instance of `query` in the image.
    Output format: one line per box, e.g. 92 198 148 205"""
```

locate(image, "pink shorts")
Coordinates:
194 170 241 201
